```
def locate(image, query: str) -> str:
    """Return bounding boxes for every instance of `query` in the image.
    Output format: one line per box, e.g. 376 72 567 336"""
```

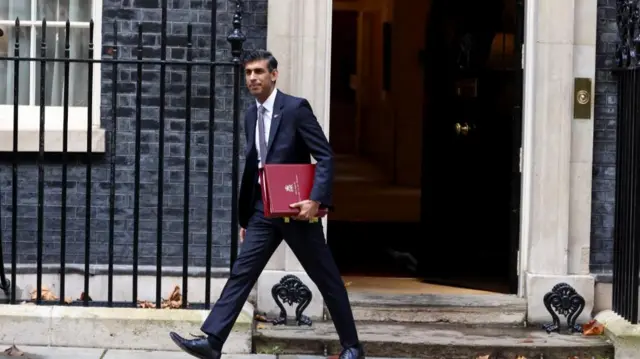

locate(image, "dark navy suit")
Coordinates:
201 90 359 349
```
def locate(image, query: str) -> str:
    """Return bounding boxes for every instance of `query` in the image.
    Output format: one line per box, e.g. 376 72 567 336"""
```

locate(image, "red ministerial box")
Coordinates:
259 164 328 219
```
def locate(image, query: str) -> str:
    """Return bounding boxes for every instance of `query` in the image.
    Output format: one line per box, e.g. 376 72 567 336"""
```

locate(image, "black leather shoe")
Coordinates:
169 332 221 359
339 344 365 359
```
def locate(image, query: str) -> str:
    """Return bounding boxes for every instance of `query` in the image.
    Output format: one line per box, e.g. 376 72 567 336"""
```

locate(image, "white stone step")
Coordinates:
253 321 613 359
327 292 527 325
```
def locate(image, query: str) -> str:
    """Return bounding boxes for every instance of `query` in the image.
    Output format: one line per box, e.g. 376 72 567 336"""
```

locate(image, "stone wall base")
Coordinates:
0 264 232 304
0 304 252 353
525 272 595 325
256 270 324 320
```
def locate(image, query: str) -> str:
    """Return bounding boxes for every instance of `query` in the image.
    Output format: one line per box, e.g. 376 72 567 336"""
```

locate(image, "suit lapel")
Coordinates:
246 104 257 153
266 91 285 158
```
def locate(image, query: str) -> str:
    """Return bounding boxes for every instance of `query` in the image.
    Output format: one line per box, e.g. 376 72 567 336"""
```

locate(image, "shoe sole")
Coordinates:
169 332 211 359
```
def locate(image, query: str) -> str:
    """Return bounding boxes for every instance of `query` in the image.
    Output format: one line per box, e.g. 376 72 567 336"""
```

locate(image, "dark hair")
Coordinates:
243 49 278 72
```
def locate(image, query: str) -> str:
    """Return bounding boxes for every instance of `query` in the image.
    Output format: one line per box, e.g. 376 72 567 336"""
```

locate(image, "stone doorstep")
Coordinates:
253 321 614 359
0 345 416 359
0 303 253 353
326 292 527 325
595 309 640 359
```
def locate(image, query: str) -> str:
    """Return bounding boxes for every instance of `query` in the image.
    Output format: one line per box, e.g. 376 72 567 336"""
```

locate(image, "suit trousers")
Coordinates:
200 197 360 349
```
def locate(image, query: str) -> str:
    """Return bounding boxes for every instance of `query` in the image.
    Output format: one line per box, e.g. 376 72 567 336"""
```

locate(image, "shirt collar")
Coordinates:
256 88 278 113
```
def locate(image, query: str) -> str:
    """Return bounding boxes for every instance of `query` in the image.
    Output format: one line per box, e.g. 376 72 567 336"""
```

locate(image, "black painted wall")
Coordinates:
0 0 267 269
591 0 618 273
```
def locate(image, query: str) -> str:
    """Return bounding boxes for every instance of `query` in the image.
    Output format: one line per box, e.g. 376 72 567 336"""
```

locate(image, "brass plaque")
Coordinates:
573 78 592 119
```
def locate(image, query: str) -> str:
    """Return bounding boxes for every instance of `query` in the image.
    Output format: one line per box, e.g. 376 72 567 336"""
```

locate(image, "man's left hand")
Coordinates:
289 200 320 221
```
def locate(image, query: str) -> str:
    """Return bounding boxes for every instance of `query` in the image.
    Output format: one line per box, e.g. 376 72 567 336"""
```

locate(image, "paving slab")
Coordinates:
0 345 416 359
0 345 106 358
279 356 412 359
102 351 276 359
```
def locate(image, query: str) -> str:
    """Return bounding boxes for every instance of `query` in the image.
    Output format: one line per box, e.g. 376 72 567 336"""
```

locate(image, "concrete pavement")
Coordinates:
0 345 412 359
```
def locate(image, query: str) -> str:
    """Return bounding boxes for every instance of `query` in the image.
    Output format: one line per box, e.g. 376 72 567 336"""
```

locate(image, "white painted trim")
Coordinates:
29 0 36 104
92 0 103 139
0 105 97 129
0 0 105 153
321 0 333 236
323 1 333 139
518 0 537 297
0 105 105 151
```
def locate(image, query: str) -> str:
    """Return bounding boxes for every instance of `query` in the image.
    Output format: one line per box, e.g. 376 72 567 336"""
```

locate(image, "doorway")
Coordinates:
327 0 524 295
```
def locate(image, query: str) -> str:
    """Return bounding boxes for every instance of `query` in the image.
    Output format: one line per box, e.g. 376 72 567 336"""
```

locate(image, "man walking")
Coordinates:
169 50 365 359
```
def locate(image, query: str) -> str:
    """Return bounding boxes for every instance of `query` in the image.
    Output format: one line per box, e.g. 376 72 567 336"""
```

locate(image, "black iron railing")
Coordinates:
612 68 640 324
612 0 640 324
0 0 246 309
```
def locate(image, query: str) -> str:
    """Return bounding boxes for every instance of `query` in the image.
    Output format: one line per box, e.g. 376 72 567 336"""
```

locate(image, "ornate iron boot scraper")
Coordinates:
542 283 585 334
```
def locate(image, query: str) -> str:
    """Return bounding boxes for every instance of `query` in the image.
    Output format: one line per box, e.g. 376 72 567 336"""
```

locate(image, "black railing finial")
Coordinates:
227 0 246 63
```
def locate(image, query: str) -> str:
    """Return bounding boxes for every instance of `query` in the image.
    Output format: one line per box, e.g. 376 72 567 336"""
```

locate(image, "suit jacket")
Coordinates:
238 90 334 228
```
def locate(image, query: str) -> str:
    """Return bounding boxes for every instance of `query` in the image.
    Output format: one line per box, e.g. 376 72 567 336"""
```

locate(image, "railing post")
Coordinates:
83 19 95 307
156 0 169 310
227 0 246 271
107 21 119 308
59 19 72 305
36 18 48 305
205 0 220 310
182 23 194 309
8 18 21 304
613 0 640 324
132 23 144 307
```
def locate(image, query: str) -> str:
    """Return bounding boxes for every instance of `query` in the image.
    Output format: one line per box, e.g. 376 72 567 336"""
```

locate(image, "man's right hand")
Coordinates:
240 227 246 244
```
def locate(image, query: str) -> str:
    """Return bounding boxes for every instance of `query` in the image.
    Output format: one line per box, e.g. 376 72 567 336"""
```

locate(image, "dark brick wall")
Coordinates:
591 0 618 273
0 0 267 268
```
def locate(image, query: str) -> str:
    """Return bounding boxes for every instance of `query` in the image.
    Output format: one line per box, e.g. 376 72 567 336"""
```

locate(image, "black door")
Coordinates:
418 0 524 294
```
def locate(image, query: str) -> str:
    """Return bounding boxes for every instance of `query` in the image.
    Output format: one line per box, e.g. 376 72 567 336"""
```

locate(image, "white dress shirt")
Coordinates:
256 88 278 169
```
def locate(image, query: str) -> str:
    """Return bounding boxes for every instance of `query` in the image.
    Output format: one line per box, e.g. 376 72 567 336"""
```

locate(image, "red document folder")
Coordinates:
259 164 328 220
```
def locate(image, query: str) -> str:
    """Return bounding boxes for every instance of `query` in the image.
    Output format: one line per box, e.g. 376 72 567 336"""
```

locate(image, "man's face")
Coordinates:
244 59 278 98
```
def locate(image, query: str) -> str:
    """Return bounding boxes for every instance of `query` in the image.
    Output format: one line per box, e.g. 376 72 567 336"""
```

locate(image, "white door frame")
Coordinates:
266 0 535 298
517 0 536 298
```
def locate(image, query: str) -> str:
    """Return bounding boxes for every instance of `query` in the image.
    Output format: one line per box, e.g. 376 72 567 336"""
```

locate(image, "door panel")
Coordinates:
330 10 359 155
418 0 522 294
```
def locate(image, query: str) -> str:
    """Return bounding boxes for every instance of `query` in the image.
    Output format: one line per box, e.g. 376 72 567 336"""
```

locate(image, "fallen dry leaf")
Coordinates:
79 292 93 302
30 286 57 301
476 356 490 359
256 323 266 329
344 281 352 287
3 344 24 356
582 319 605 336
63 297 73 304
516 356 527 359
162 300 180 309
136 285 186 309
161 286 183 308
169 286 181 301
137 300 155 308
